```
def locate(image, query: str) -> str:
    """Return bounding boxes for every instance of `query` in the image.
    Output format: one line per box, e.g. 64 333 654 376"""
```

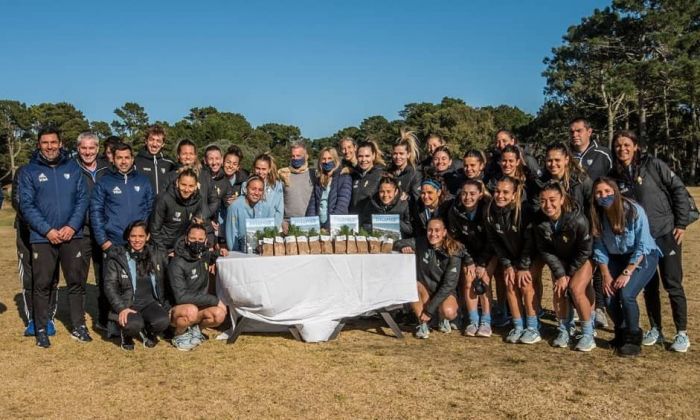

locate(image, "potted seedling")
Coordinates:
285 224 299 255
356 228 369 254
320 228 333 254
307 228 321 255
334 225 352 254
256 227 276 256
290 225 309 255
381 232 397 254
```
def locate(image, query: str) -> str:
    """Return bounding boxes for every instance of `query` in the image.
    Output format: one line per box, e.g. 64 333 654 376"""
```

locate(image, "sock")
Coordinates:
557 319 569 333
526 315 539 330
480 312 492 326
468 309 479 326
582 320 594 337
590 309 596 325
512 317 524 331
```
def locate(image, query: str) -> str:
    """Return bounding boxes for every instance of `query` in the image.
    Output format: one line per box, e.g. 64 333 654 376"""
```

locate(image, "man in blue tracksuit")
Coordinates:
90 143 155 251
19 127 90 348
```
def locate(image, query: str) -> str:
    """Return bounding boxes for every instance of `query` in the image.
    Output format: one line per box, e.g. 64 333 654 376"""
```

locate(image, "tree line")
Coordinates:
1 0 699 183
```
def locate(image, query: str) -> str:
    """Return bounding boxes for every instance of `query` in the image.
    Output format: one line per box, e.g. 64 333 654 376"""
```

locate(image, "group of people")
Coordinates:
12 117 691 356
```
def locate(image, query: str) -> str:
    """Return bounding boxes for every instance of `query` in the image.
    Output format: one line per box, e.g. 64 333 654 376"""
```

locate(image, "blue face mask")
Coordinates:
290 158 305 169
596 195 615 209
321 161 335 173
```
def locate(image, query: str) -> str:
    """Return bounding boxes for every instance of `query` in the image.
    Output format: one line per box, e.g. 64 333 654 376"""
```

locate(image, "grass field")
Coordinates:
0 192 698 419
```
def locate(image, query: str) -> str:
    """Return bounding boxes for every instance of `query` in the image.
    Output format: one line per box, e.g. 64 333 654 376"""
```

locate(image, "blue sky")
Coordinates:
0 0 610 138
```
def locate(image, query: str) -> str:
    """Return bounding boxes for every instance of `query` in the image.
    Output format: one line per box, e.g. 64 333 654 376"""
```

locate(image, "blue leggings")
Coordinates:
605 252 659 334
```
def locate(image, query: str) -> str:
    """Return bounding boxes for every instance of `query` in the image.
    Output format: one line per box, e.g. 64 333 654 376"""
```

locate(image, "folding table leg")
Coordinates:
227 317 249 344
328 320 346 341
380 310 404 339
289 325 303 342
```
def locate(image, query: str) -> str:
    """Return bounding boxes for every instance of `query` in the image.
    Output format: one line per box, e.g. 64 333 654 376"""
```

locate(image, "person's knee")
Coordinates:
150 313 171 333
212 308 226 326
123 317 144 337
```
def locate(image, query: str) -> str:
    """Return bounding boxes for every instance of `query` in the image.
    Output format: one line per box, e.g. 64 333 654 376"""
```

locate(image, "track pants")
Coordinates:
32 240 88 331
16 224 58 323
121 301 170 338
644 232 687 332
80 234 108 326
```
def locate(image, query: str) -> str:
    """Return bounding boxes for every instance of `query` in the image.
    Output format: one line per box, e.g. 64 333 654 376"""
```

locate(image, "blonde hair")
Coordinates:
316 147 341 188
357 140 386 167
392 129 420 168
252 153 279 186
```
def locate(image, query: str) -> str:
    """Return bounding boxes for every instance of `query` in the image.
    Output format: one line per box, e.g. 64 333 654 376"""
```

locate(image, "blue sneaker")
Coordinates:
575 334 596 352
172 330 196 351
670 332 690 353
642 327 664 346
552 329 570 348
438 319 452 334
505 328 523 344
519 328 542 344
415 323 430 339
47 320 56 336
24 320 36 337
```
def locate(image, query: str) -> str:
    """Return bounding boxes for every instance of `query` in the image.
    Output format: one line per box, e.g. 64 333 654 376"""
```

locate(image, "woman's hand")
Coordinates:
602 272 615 297
419 311 431 323
553 276 570 297
401 247 414 254
517 270 532 287
504 267 516 286
118 308 137 327
475 265 486 280
614 273 631 290
465 264 476 282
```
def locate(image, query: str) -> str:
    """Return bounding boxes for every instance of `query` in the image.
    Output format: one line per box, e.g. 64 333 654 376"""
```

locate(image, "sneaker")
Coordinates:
575 334 596 352
438 319 452 334
594 308 609 328
415 323 430 339
642 327 664 346
189 325 206 345
24 320 35 337
121 333 135 351
519 328 542 345
505 328 523 344
476 323 492 337
172 331 196 351
670 332 690 353
552 329 570 348
140 331 158 349
70 325 93 343
35 329 51 348
464 323 478 337
47 319 56 336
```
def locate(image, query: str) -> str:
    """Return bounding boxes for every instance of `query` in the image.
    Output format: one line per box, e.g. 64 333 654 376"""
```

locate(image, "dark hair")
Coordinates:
177 167 199 183
463 149 486 163
569 117 591 130
612 131 641 182
37 126 61 142
499 144 529 182
123 220 154 279
378 173 400 190
486 175 523 227
432 145 452 160
225 145 244 161
112 142 133 156
104 136 122 153
204 144 222 156
590 177 637 237
538 180 573 215
544 142 587 192
176 139 197 156
186 222 208 239
145 124 166 141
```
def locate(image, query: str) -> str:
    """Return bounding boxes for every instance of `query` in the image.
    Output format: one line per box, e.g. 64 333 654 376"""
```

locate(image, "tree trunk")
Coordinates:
638 92 647 147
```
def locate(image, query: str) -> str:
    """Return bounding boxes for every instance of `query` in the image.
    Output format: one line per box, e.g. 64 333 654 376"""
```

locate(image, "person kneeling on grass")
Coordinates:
169 223 227 351
104 221 171 351
590 178 660 357
396 218 462 339
534 181 595 352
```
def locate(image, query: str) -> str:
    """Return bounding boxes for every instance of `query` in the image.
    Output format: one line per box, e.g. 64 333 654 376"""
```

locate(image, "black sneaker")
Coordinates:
71 325 93 343
35 329 51 348
140 331 158 349
121 333 135 351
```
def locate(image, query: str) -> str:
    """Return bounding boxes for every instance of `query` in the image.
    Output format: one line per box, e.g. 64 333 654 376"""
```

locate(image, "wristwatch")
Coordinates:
622 268 632 276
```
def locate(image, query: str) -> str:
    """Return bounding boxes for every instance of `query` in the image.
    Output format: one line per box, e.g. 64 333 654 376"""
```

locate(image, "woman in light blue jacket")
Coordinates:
590 177 660 357
226 176 274 252
241 153 284 227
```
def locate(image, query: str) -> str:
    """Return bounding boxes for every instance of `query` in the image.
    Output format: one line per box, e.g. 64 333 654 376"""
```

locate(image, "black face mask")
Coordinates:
186 241 207 256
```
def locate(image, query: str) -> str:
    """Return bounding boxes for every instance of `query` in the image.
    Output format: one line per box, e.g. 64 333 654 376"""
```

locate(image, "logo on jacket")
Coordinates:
134 186 140 192
121 270 128 279
112 186 122 194
562 235 568 243
64 173 70 180
143 167 151 171
190 268 198 279
38 173 48 182
161 168 166 173
173 211 182 222
587 159 593 166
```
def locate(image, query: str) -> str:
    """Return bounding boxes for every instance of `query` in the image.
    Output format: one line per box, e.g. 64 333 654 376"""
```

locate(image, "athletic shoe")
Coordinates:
71 325 93 343
575 334 596 352
47 320 56 336
519 328 542 345
552 329 570 348
464 323 478 337
189 325 205 345
476 323 492 338
642 327 664 346
35 329 51 348
505 328 523 344
140 331 158 349
619 330 642 357
121 333 135 351
172 331 196 351
24 320 35 337
415 323 430 339
438 319 452 334
670 332 690 353
594 308 609 328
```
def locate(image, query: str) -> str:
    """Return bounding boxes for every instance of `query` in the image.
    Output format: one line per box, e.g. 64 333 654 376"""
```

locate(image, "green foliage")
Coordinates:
112 102 149 148
338 225 354 236
31 102 89 149
307 228 319 237
357 227 370 237
255 227 278 240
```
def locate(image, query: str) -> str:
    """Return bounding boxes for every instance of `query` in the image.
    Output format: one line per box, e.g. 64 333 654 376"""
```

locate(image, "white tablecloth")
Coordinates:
216 252 418 342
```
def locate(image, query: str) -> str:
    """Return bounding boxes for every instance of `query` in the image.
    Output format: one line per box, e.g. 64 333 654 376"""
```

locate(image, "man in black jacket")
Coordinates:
134 125 175 196
168 224 226 351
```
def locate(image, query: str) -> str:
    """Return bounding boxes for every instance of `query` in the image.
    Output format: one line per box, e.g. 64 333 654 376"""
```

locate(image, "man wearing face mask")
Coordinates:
278 141 315 219
168 223 226 351
134 125 175 196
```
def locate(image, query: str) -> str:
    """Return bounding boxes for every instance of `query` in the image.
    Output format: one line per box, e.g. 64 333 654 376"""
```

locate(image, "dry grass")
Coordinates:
1 192 699 419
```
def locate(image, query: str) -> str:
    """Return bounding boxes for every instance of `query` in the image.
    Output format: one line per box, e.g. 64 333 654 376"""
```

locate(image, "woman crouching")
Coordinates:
169 222 227 351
